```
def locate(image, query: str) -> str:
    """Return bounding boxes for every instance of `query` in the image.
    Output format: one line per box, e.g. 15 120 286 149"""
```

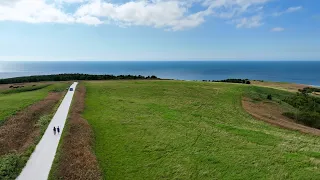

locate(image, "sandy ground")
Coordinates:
16 82 78 180
251 81 310 92
242 97 320 136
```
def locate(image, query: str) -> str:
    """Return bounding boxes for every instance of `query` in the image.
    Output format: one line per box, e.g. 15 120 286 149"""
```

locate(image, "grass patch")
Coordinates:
0 83 69 179
0 82 69 124
83 80 320 179
0 84 50 94
244 85 293 103
215 124 281 146
0 115 55 179
49 85 101 180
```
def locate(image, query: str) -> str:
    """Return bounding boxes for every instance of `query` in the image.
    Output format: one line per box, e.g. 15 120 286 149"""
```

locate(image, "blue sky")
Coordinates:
0 0 319 61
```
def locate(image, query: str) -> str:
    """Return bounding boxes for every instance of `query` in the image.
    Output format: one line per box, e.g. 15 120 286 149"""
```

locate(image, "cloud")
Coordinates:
233 15 263 28
271 27 284 32
0 0 274 30
273 6 302 16
286 6 302 13
0 0 74 23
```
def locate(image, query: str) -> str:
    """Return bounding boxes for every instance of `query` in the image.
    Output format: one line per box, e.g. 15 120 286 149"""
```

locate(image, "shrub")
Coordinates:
213 79 251 84
282 112 296 119
0 154 20 180
283 111 320 129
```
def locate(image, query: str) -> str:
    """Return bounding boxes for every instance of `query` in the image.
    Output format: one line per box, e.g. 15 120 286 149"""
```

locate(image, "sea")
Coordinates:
0 61 319 86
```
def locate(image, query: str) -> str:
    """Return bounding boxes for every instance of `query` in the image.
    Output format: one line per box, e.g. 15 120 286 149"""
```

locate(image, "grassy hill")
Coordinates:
83 80 320 179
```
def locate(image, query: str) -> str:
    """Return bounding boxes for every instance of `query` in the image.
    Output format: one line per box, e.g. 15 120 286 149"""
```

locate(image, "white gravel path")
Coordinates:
16 82 78 180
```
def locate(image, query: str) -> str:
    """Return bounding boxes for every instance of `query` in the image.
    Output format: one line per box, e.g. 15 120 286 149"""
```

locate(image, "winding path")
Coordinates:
17 82 78 180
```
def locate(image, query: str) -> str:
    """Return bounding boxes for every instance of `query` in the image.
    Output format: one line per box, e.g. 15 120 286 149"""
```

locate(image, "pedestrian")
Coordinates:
57 126 60 134
53 126 56 135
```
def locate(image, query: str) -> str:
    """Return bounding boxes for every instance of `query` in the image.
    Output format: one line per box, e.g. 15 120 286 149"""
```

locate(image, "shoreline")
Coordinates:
0 73 319 88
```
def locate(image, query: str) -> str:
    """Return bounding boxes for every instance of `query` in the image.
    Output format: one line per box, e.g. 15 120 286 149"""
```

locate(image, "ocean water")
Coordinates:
0 61 319 86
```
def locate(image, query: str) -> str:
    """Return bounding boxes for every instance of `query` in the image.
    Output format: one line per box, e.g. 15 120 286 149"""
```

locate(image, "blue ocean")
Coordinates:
0 61 319 86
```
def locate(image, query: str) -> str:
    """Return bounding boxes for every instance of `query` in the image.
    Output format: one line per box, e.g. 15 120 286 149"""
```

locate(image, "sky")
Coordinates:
0 0 319 61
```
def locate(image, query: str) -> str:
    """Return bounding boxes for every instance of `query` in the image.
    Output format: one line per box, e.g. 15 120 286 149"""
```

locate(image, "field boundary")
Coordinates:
49 84 102 180
242 97 320 136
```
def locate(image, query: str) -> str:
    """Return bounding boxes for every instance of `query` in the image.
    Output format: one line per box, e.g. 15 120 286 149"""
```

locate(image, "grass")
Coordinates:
83 80 320 180
49 85 102 180
0 82 69 179
0 115 53 180
0 84 50 94
0 83 69 124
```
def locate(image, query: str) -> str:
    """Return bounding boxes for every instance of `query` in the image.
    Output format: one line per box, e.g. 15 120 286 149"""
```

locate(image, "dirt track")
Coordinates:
242 97 320 136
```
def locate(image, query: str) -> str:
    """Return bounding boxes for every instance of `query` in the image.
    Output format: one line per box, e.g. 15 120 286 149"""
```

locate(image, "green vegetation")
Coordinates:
244 85 293 103
0 83 69 179
283 93 320 129
0 74 158 84
83 81 320 180
299 87 320 94
0 84 50 94
0 83 69 124
212 78 251 84
0 115 54 179
245 85 320 129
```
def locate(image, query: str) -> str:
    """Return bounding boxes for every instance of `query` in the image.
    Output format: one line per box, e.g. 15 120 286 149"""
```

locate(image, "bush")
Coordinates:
0 154 20 180
213 79 251 84
283 111 320 129
299 87 320 94
281 92 320 129
282 112 296 119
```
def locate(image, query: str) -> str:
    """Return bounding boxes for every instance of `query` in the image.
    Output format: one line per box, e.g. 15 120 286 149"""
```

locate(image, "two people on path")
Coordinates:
53 126 60 135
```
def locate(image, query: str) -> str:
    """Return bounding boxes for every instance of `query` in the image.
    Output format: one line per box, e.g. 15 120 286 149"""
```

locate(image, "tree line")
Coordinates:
210 79 251 84
0 74 159 84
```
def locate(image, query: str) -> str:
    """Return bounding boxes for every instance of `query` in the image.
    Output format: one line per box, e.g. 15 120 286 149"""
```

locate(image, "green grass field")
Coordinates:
0 83 69 123
83 80 320 180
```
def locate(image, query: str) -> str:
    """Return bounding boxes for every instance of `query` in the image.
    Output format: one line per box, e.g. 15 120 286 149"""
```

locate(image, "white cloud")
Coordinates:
55 0 89 3
0 0 275 30
0 0 74 23
286 6 302 13
233 15 263 28
74 0 208 30
273 6 302 16
76 15 102 25
271 27 284 32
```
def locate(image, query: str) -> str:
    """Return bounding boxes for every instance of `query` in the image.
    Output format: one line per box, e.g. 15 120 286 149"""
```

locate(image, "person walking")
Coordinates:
53 126 56 135
57 126 60 134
